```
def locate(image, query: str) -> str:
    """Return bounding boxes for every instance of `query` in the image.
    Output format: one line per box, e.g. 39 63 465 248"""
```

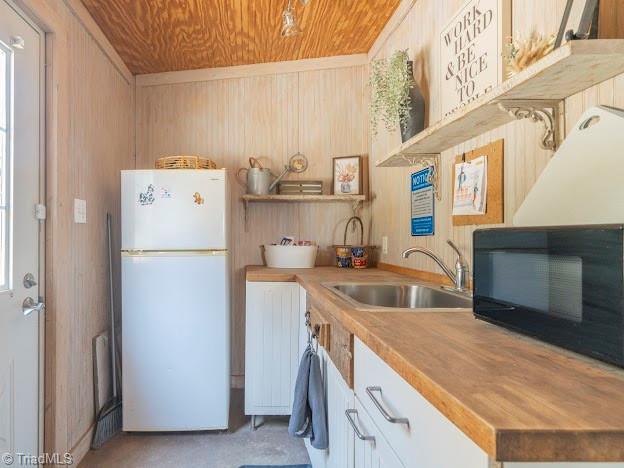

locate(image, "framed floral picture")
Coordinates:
332 155 363 195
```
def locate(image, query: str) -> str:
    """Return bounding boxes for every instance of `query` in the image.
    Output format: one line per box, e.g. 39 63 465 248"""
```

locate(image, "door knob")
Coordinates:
22 297 45 316
23 273 37 289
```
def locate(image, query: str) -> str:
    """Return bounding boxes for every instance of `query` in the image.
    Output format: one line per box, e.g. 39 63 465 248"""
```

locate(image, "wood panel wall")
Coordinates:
369 0 624 278
18 0 136 463
135 64 369 383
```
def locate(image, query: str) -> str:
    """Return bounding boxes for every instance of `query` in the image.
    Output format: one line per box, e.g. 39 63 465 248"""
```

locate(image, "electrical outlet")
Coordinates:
74 199 87 224
382 236 388 255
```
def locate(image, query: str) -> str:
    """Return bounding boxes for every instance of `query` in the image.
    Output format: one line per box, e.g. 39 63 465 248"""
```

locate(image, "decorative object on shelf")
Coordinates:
400 60 426 143
278 180 323 195
440 0 511 118
452 140 504 226
411 167 435 237
504 33 555 77
370 50 424 140
333 216 373 269
268 152 309 193
281 0 310 37
155 155 217 170
555 0 599 47
236 157 275 195
332 155 364 195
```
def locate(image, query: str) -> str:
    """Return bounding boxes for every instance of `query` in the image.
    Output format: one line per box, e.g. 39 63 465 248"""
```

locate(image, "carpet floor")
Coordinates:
79 390 310 468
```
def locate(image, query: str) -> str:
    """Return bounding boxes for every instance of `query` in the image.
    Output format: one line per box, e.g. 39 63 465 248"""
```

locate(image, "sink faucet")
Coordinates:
401 240 469 293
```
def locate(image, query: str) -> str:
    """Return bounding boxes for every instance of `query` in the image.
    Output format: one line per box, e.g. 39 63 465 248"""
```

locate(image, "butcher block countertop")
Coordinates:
246 266 624 463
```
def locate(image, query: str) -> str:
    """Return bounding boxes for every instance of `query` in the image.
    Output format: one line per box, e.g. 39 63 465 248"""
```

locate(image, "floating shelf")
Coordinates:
377 40 624 168
241 194 366 230
242 194 366 203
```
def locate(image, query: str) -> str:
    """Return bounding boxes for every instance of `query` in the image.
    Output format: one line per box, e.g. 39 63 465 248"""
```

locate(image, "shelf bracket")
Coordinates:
497 99 563 151
399 152 442 201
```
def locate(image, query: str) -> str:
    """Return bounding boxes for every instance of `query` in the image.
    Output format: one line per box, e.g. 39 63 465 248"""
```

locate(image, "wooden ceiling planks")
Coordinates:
81 0 402 75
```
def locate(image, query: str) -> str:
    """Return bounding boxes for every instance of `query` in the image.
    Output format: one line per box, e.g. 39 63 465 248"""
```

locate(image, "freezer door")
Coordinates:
122 169 229 251
122 253 230 431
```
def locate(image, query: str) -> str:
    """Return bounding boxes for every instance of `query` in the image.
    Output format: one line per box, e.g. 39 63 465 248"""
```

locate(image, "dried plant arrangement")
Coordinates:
369 49 413 135
504 33 555 78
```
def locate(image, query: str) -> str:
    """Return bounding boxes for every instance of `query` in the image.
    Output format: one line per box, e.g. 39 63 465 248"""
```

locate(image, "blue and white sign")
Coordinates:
411 168 435 236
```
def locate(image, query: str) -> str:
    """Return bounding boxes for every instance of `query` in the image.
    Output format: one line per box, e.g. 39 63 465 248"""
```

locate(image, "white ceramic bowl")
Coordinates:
264 245 318 269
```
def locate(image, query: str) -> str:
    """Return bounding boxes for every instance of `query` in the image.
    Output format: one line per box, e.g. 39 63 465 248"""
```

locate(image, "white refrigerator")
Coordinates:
121 169 230 431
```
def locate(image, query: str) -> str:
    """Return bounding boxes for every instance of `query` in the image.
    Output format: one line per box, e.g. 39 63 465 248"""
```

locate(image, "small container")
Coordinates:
334 217 373 269
335 246 352 268
352 255 369 269
264 245 318 269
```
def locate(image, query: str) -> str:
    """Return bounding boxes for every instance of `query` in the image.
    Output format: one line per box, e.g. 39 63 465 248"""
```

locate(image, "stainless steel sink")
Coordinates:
324 283 472 311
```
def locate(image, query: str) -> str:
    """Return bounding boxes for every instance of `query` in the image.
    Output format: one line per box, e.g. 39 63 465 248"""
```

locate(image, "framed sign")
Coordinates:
411 168 435 236
440 0 511 118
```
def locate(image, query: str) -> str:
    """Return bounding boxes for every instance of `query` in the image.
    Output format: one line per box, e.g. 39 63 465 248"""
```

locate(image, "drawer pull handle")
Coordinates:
366 386 410 427
345 409 375 442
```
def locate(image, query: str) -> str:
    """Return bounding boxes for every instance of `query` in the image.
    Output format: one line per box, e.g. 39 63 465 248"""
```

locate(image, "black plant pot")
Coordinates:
400 61 426 143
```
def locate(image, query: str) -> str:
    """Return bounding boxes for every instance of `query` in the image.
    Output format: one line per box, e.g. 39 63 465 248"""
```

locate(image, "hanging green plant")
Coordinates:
369 49 413 135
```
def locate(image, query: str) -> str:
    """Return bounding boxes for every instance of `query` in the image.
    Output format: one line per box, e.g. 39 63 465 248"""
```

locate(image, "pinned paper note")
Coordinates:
452 156 487 216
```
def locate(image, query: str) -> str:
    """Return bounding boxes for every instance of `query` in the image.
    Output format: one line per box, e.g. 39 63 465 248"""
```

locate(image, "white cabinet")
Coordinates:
352 398 404 468
326 355 355 468
245 281 301 417
355 338 489 468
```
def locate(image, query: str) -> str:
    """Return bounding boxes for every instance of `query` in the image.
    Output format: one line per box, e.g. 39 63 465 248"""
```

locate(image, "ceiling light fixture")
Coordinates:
281 0 310 38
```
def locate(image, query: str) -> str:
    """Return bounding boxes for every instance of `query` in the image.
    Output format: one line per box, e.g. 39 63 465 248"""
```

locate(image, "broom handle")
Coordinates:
107 213 117 399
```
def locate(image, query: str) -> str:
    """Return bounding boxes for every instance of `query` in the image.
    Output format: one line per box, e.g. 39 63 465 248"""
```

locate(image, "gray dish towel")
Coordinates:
288 345 328 449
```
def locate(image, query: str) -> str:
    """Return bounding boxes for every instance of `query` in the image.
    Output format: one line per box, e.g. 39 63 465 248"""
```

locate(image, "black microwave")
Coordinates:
473 225 624 368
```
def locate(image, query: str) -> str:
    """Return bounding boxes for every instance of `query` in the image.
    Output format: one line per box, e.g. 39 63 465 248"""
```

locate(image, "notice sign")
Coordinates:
440 0 510 117
411 168 435 237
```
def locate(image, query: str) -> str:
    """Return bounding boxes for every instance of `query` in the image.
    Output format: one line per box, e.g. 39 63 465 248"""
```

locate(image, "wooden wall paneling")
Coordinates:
64 6 135 456
135 64 369 382
368 0 624 281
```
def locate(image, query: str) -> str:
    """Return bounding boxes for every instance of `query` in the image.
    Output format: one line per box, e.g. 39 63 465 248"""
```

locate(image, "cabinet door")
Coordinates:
326 356 355 468
353 399 404 468
245 281 300 415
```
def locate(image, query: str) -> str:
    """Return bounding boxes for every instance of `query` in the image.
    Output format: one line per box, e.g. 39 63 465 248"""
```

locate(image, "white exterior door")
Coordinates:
0 1 42 465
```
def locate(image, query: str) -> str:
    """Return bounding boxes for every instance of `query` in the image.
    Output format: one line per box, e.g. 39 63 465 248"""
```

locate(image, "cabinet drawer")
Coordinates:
310 306 353 388
354 338 489 468
351 397 404 468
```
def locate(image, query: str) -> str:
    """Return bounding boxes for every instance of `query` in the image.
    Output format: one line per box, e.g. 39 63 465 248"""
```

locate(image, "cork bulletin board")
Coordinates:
452 139 504 226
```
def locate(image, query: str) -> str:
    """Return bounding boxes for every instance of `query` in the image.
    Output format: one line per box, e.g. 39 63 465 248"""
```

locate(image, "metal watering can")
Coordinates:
237 158 275 195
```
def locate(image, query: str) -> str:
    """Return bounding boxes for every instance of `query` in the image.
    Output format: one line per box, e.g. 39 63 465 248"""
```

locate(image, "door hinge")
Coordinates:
35 204 47 220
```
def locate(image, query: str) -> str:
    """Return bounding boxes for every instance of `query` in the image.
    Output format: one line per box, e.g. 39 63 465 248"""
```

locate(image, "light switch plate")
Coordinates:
74 199 87 224
382 236 388 255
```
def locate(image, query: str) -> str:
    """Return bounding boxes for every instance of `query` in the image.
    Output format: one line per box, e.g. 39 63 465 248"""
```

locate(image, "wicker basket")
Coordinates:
155 155 217 170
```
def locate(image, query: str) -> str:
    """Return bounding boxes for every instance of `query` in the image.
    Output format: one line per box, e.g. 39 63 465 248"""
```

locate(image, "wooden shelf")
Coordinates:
241 194 366 230
377 40 624 167
242 194 366 203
